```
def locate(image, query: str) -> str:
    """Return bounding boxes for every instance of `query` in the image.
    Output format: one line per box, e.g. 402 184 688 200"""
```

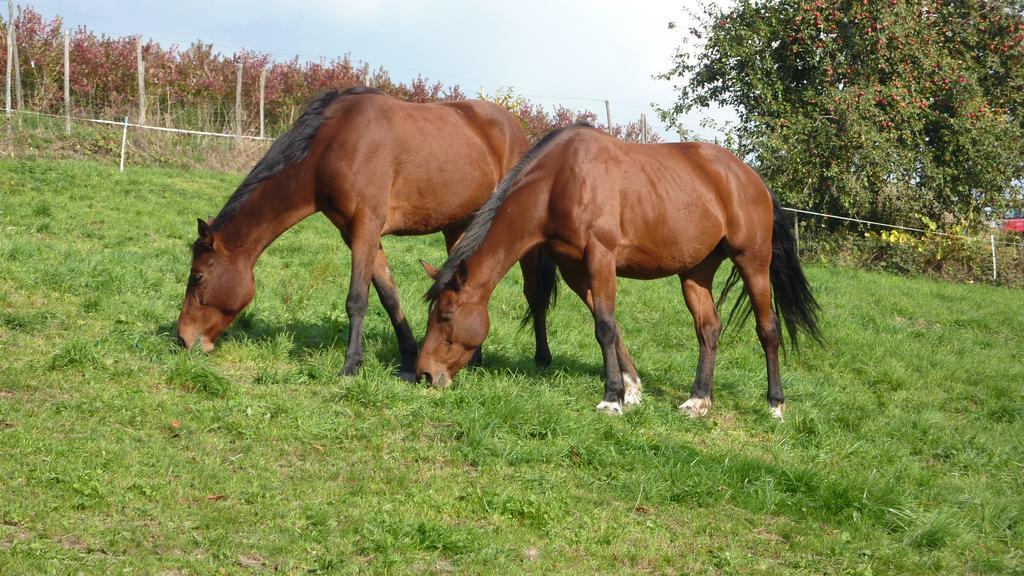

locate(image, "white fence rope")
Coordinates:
9 108 274 141
781 207 1023 249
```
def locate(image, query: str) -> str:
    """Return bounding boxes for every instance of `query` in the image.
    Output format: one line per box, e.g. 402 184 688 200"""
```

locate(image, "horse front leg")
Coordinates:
371 245 418 380
616 332 642 407
561 259 631 414
584 242 625 415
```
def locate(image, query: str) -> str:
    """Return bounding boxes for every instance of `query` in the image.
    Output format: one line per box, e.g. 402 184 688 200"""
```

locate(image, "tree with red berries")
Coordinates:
660 0 1024 225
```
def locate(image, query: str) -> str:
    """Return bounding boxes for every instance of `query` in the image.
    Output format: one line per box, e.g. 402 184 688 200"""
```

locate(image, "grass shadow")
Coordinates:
154 313 406 368
470 344 691 403
155 311 770 408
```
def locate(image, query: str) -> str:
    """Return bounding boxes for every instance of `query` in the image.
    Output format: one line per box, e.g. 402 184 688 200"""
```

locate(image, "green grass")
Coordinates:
1 158 1022 575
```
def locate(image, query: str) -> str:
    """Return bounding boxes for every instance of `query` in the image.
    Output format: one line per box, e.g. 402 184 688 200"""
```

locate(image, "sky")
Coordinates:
23 0 734 140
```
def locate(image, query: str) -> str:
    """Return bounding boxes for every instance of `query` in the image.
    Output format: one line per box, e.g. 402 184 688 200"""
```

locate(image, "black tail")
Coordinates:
719 194 821 350
520 248 559 329
767 195 822 348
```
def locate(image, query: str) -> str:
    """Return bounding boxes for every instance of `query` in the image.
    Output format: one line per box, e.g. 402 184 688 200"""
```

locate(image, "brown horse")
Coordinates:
176 88 556 378
417 123 820 418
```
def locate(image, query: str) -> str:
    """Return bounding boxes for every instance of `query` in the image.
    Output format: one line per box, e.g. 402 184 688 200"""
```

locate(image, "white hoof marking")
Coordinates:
596 400 623 415
623 373 642 406
678 397 712 418
770 404 785 421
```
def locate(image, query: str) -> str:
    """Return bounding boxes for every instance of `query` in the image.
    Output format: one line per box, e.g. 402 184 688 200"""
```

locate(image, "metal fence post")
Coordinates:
119 116 128 172
794 215 800 259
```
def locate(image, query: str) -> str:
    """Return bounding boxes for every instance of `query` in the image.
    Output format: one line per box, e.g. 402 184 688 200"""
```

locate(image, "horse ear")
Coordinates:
197 218 214 247
420 260 440 279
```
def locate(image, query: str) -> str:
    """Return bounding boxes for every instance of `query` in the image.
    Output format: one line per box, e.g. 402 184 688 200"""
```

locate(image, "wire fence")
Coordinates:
785 209 1023 287
3 5 1021 287
6 106 1020 288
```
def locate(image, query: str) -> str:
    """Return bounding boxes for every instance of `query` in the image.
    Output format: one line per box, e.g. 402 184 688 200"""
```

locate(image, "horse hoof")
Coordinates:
395 370 418 383
339 363 362 377
596 400 623 415
623 374 642 406
770 403 785 421
678 397 712 418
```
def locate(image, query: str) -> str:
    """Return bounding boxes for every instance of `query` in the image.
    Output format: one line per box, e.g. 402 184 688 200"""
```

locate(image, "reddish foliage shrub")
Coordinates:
2 7 660 143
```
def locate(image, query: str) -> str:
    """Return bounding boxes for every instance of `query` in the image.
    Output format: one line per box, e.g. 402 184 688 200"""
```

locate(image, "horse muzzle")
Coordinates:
419 370 451 389
176 329 215 353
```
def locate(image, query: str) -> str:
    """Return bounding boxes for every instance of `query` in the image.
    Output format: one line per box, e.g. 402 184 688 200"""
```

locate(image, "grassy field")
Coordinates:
1 158 1022 575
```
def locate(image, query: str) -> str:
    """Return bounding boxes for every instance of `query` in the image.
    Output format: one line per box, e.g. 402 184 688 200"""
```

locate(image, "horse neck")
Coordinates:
464 183 549 302
214 174 317 268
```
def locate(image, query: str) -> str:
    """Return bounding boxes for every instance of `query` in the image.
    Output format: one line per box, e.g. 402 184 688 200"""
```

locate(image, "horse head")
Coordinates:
176 218 255 352
416 259 489 387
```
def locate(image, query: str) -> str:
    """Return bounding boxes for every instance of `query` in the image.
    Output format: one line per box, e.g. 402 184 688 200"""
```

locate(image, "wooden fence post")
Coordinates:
9 0 21 111
235 62 243 139
64 29 70 134
641 113 649 143
136 37 145 124
604 100 611 133
4 0 11 115
258 66 265 139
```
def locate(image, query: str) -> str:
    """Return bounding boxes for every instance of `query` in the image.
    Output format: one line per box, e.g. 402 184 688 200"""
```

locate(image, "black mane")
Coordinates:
208 87 384 231
425 121 592 301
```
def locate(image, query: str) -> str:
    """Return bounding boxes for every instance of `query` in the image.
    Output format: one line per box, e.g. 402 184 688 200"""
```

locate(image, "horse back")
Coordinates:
311 94 528 234
439 100 531 172
542 130 772 277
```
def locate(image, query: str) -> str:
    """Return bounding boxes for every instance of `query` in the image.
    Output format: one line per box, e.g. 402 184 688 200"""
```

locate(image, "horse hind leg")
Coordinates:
371 245 418 381
339 218 384 376
734 255 785 420
678 260 723 418
518 247 553 369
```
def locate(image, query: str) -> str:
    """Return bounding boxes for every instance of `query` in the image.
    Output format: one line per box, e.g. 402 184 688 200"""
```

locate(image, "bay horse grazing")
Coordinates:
177 87 557 378
417 123 820 418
